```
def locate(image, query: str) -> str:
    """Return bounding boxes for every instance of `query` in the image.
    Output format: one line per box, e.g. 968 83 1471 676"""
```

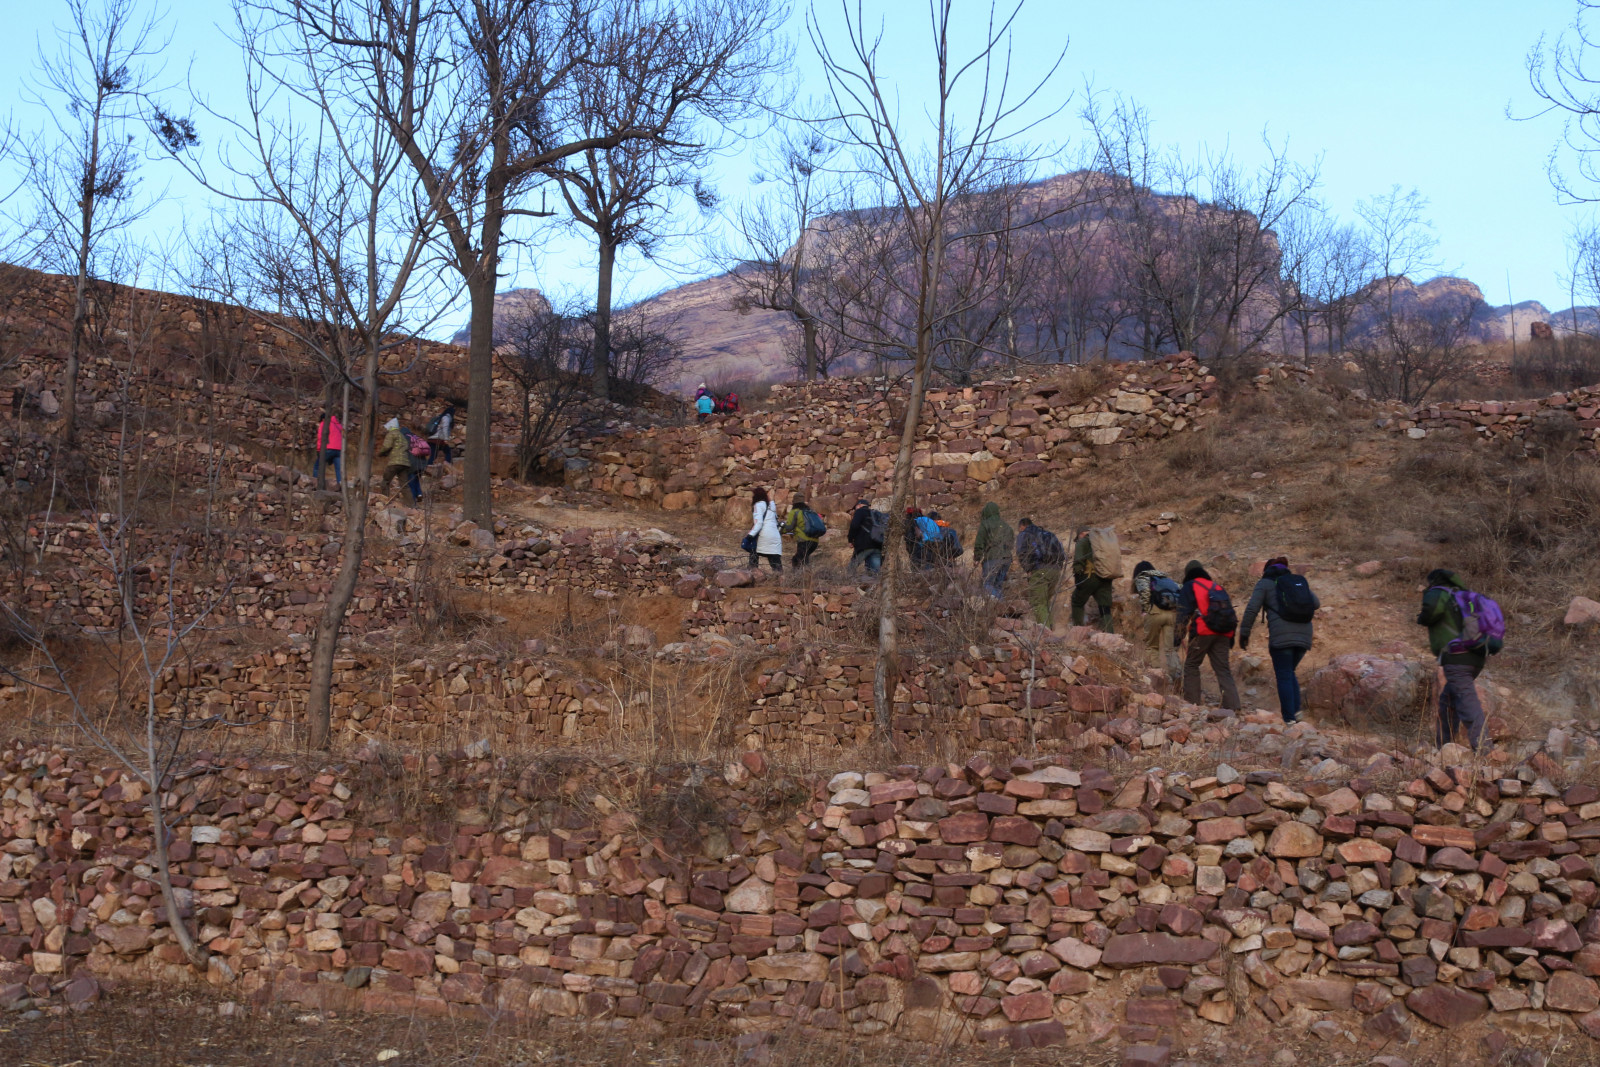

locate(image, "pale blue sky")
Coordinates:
0 0 1592 333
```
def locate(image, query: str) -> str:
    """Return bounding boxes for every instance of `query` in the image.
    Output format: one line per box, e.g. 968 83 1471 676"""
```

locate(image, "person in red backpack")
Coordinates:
1174 559 1240 711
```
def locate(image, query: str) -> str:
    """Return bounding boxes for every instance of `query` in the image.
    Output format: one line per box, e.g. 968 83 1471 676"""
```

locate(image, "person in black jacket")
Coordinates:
846 499 883 575
1239 556 1321 724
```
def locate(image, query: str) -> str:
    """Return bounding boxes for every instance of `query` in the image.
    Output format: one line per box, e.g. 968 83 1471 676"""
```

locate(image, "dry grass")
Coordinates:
4 983 1591 1067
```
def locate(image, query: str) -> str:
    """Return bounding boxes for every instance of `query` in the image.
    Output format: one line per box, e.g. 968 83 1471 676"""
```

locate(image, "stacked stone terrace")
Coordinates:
4 739 1600 1055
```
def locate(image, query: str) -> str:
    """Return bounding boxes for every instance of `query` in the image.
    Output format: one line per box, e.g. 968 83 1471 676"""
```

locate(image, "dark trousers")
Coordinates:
849 548 882 575
1437 662 1486 749
981 559 1010 597
1269 645 1307 723
313 448 342 488
793 540 819 567
1183 633 1240 710
749 551 782 571
429 441 452 464
1072 574 1115 632
382 463 420 501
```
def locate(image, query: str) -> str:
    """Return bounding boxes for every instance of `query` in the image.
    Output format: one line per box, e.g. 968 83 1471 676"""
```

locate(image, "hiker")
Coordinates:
745 488 783 571
972 502 1013 597
926 511 962 567
1417 568 1504 750
694 382 709 401
904 507 932 570
846 499 886 575
1175 560 1241 711
1071 526 1122 633
783 497 825 568
695 392 715 422
1131 560 1182 680
1240 556 1321 724
313 412 342 489
425 404 455 464
379 417 422 502
1014 518 1066 626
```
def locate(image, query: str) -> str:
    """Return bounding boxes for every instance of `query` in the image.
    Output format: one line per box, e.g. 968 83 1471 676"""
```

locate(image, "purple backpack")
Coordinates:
1443 588 1506 656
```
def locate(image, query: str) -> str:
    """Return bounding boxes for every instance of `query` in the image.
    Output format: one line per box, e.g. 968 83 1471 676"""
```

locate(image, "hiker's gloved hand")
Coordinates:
1239 635 1249 651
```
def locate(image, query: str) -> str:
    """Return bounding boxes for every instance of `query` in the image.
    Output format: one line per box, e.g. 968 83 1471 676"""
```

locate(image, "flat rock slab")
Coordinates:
1101 932 1218 968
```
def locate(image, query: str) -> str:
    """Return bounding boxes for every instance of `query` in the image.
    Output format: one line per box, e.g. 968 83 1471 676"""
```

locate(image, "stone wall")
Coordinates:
564 354 1222 517
4 739 1600 1053
1393 387 1600 450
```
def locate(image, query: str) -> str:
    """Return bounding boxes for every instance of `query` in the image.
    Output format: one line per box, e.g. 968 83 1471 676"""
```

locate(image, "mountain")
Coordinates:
449 288 551 348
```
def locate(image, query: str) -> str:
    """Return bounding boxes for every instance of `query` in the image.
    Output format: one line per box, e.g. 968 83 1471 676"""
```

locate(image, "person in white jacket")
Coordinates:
747 488 783 571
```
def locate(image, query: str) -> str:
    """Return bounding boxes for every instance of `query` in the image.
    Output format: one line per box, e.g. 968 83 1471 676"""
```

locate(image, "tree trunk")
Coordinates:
147 781 208 967
462 273 496 527
305 339 378 750
592 238 616 401
800 310 818 382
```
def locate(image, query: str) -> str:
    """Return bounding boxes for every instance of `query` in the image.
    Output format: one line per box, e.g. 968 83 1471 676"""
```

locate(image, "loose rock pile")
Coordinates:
3 739 1600 1053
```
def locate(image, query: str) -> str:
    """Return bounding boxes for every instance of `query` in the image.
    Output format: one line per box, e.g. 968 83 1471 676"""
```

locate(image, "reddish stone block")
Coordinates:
938 812 991 844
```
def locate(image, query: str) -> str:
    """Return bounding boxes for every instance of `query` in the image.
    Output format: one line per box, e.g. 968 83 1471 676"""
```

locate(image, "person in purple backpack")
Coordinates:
1417 568 1502 750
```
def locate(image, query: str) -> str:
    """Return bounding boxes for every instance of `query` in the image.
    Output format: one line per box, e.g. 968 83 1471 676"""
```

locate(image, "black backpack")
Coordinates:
1273 572 1318 624
802 508 827 539
1021 527 1065 570
1199 580 1238 635
864 510 889 546
1149 574 1181 611
937 526 962 560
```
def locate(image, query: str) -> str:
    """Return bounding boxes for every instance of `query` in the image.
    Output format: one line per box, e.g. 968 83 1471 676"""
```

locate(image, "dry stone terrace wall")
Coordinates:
144 653 620 749
6 741 1600 1052
565 354 1225 516
1393 385 1600 449
0 519 419 638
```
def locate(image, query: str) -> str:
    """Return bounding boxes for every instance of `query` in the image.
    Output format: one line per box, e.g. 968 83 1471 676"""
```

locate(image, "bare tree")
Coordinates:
1527 1 1600 205
493 294 595 480
549 0 781 401
26 0 194 448
183 3 461 750
725 117 840 381
1085 94 1318 360
809 0 1064 737
1305 219 1373 357
1350 285 1482 404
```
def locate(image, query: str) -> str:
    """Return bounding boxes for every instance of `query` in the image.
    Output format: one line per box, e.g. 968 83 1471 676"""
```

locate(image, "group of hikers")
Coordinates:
312 404 458 503
746 488 1505 753
693 383 741 422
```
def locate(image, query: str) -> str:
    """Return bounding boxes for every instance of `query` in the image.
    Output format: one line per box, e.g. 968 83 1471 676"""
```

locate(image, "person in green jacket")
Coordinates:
1071 530 1115 633
1417 567 1487 750
971 502 1014 597
379 418 420 501
783 498 820 568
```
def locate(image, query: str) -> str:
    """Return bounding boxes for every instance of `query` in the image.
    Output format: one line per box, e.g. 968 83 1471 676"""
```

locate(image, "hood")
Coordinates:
1427 568 1466 589
1183 559 1210 582
384 418 400 430
980 502 1000 520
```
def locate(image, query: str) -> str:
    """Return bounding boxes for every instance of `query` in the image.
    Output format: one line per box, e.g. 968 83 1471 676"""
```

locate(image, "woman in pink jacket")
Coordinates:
314 414 343 489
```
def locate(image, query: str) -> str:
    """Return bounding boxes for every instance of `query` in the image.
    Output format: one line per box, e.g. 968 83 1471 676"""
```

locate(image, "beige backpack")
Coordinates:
1086 526 1123 580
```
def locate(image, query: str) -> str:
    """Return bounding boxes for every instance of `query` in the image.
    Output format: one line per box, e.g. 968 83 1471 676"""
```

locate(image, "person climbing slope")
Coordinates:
1175 560 1240 711
972 502 1014 598
1417 568 1504 750
1239 556 1321 724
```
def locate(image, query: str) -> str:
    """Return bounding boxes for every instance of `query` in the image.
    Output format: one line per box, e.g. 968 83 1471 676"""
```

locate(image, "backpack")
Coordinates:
935 524 962 560
1020 527 1066 570
1273 572 1318 624
406 431 432 458
1444 587 1506 656
425 413 443 437
864 509 889 546
802 508 827 539
1149 574 1181 612
1086 527 1122 579
1194 577 1238 636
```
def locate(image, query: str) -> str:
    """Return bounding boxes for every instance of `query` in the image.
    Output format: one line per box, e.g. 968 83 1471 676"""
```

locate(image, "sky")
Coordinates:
0 0 1594 336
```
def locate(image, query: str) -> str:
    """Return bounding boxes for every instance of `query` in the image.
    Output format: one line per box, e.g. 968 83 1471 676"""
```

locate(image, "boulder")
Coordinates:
1305 654 1427 732
1566 596 1600 627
